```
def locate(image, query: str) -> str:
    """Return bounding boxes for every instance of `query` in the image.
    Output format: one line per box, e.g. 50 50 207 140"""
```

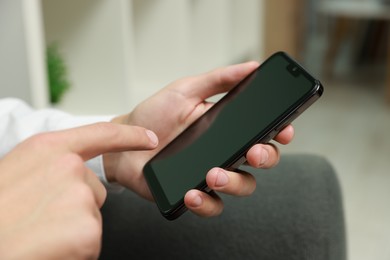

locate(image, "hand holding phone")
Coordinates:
144 52 323 220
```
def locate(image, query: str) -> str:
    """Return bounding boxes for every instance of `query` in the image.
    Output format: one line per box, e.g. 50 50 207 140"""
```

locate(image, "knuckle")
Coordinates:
56 154 86 179
82 217 102 247
60 153 84 170
73 216 102 259
26 132 60 149
240 173 256 196
72 183 95 204
93 122 148 147
60 188 102 258
93 122 120 138
200 192 223 217
94 121 115 131
269 144 280 162
208 199 224 217
230 172 256 196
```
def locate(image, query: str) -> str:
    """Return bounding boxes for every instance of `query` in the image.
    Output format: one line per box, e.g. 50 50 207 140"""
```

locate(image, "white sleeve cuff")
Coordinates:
85 154 125 193
0 98 124 192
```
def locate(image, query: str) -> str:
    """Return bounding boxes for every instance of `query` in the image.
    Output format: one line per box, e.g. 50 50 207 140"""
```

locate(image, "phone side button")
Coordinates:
228 156 247 170
267 129 279 141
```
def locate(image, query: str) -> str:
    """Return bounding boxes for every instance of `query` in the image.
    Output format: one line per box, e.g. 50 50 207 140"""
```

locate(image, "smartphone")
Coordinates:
143 52 323 220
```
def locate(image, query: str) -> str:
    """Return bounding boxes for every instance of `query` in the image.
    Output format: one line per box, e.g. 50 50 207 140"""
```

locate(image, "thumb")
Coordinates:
183 61 259 101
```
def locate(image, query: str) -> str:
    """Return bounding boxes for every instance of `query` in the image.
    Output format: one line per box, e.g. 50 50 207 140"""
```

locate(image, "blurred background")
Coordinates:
0 0 389 259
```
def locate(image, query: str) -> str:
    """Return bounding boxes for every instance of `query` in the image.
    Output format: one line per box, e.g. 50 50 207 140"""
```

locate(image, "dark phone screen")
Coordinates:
144 53 317 209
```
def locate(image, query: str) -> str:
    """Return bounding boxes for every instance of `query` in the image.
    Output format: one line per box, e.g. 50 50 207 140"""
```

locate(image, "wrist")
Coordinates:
110 113 129 125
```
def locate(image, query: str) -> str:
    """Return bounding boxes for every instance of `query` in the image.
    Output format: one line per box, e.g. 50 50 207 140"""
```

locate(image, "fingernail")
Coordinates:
259 147 269 167
191 195 203 207
215 170 229 187
146 130 158 146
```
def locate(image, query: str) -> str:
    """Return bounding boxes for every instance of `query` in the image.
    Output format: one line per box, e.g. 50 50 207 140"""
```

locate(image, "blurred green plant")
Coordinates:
46 44 70 104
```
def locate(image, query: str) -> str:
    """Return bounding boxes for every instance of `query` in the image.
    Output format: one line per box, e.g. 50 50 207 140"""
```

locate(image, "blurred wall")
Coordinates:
0 0 32 103
264 0 306 61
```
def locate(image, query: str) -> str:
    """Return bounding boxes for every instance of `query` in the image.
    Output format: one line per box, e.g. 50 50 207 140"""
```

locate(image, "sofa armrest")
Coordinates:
99 154 346 260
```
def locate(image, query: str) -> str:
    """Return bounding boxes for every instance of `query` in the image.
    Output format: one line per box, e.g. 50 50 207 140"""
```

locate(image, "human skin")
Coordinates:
104 61 294 217
0 62 294 259
0 123 158 259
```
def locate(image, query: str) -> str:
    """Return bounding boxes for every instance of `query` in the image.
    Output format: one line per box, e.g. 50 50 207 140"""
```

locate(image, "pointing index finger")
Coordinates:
56 122 158 161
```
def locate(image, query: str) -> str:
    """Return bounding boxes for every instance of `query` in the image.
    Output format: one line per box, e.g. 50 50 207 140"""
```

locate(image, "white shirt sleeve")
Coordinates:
0 98 123 191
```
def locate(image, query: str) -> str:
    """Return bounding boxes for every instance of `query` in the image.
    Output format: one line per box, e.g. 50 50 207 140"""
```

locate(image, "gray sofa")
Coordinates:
99 154 346 260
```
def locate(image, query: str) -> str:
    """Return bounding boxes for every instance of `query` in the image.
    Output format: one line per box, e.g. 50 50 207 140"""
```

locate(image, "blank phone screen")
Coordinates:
144 52 319 212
